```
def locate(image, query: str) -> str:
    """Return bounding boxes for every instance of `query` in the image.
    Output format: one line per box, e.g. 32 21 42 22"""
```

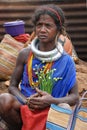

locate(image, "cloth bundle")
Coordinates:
14 34 30 43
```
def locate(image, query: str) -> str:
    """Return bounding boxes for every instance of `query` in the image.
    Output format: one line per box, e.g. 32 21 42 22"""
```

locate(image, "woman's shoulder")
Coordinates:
18 45 30 56
60 51 75 65
17 46 31 63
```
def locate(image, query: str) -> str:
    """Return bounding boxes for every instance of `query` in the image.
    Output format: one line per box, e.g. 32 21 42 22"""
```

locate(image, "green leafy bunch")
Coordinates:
35 61 62 94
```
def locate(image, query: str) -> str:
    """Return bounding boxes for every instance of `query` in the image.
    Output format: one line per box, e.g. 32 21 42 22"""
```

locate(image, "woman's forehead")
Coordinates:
37 14 55 23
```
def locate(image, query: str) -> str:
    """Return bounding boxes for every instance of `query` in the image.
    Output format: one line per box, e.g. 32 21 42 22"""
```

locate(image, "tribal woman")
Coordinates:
0 4 79 130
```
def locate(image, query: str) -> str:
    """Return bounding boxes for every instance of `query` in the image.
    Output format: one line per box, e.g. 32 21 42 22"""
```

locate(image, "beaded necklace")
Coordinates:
27 51 53 88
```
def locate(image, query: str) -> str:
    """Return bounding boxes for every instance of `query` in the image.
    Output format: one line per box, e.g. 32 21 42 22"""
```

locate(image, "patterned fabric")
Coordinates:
20 52 76 98
14 33 30 43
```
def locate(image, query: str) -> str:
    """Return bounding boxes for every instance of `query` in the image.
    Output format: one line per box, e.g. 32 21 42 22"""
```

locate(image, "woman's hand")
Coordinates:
27 88 53 110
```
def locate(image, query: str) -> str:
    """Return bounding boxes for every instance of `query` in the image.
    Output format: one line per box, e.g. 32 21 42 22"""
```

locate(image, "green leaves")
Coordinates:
35 62 62 94
38 69 54 94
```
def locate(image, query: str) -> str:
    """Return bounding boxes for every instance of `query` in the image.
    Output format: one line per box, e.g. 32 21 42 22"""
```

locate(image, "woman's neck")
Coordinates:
38 42 56 52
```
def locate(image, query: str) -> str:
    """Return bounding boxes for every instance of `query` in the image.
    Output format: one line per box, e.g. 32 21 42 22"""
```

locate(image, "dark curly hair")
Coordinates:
32 4 68 36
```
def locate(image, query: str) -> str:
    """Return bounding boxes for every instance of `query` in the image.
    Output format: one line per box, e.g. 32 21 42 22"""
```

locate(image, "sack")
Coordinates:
0 32 35 81
46 103 72 130
0 34 24 80
46 91 87 130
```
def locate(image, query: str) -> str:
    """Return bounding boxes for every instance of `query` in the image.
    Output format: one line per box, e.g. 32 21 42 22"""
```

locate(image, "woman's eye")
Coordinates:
46 24 51 28
36 23 42 28
46 23 56 28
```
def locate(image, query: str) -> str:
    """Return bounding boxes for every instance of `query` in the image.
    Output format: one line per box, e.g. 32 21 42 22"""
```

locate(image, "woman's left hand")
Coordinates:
28 88 53 110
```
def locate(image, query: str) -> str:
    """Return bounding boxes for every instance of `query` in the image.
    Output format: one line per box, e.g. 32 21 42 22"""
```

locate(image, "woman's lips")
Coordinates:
38 35 47 39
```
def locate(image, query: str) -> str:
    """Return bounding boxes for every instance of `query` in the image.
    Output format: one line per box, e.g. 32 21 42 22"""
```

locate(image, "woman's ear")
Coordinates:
55 33 59 44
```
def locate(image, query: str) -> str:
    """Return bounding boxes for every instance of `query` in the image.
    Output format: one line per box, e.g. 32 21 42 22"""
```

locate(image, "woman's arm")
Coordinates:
8 48 30 104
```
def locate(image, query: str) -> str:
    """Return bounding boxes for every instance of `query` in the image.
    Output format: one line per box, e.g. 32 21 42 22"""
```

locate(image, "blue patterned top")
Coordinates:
20 52 76 98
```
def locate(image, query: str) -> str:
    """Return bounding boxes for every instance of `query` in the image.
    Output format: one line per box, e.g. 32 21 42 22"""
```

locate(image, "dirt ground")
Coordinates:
76 59 87 94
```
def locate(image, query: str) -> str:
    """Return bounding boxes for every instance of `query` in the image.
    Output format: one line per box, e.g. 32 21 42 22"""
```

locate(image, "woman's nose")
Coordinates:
40 25 46 32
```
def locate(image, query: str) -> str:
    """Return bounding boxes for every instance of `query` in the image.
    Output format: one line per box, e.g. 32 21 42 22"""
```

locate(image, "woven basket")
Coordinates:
0 34 24 81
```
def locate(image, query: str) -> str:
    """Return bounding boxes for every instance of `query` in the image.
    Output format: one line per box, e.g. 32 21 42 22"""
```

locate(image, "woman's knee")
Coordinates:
0 93 22 127
0 93 18 115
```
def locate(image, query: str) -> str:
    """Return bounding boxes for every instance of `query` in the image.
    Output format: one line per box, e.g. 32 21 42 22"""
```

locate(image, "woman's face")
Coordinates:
35 14 58 44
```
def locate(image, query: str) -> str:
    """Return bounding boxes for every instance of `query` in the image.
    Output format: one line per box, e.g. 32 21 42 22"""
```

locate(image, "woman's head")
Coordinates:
32 4 65 34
